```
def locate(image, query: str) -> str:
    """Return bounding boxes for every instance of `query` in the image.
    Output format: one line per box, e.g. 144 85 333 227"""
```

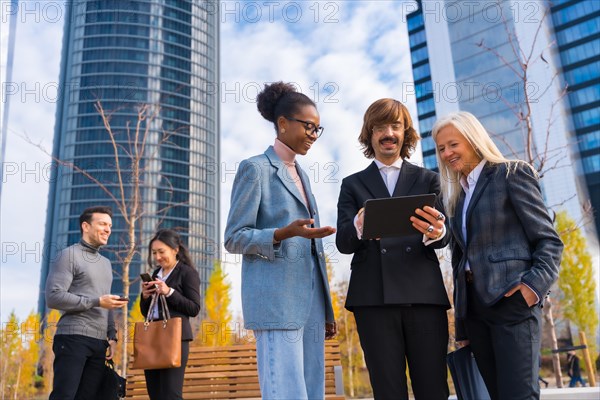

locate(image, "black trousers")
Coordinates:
50 334 108 400
353 305 449 400
466 283 542 400
144 341 190 400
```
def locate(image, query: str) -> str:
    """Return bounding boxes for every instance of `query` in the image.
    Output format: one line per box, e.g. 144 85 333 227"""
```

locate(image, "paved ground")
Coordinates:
446 386 600 400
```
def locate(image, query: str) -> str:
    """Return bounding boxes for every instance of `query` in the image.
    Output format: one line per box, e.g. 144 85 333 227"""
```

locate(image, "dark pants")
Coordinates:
353 305 449 400
569 375 586 387
50 334 108 400
466 283 542 400
144 341 190 400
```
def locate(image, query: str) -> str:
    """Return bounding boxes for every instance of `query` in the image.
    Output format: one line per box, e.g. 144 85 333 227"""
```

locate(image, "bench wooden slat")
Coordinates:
126 340 345 398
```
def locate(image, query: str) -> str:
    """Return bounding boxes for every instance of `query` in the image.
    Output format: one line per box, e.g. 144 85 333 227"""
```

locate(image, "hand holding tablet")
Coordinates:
362 194 437 239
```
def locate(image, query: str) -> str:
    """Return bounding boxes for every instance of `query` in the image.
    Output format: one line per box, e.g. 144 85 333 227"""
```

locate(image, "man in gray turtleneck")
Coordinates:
45 206 128 400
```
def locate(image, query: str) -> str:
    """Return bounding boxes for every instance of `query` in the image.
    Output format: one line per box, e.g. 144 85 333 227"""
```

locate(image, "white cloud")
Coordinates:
1 5 64 322
219 1 416 313
2 1 417 321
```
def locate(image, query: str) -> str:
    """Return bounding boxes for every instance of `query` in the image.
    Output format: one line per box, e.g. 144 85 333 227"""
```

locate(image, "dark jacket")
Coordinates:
568 354 581 377
336 161 451 310
450 162 563 340
140 263 201 341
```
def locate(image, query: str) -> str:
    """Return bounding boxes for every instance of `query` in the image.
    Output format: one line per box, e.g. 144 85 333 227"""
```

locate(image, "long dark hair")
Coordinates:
256 81 316 133
147 229 195 269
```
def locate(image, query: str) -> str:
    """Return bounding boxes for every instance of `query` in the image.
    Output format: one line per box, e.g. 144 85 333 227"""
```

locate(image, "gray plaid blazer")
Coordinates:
450 162 563 340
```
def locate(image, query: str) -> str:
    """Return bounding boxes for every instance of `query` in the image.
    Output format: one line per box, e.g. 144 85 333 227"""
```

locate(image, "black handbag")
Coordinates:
447 346 490 400
101 359 126 399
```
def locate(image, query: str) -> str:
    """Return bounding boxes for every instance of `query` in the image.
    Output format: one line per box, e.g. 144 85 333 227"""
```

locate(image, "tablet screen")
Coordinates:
362 193 436 239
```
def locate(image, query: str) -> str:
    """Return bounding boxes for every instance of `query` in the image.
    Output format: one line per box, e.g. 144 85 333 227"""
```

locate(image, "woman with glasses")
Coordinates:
224 81 337 399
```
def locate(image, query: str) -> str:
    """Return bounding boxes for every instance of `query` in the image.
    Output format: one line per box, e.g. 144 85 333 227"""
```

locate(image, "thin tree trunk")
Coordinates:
545 299 563 388
579 331 597 387
13 363 21 400
1 358 6 399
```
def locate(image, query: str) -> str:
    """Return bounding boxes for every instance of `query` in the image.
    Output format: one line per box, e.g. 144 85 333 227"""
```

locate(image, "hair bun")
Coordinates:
256 82 297 122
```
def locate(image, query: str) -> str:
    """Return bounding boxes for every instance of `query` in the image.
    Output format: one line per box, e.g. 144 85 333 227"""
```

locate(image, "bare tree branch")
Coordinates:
18 132 121 206
21 98 187 376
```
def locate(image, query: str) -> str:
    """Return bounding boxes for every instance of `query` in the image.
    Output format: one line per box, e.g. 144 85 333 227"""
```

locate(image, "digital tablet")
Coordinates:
362 193 437 239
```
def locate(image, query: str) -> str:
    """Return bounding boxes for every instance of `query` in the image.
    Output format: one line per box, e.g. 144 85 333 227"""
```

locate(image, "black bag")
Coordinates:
101 359 126 399
447 346 490 400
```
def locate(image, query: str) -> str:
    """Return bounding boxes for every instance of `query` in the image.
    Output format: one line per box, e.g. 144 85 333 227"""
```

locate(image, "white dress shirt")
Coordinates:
354 158 445 244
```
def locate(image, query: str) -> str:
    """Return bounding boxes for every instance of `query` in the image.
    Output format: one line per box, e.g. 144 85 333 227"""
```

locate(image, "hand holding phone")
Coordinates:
117 296 129 302
140 273 159 299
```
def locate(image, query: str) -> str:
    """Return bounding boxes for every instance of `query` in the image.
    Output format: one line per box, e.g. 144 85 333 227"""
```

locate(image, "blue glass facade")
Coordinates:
443 0 526 156
408 0 598 237
552 0 600 235
407 2 438 170
39 0 219 313
407 0 527 169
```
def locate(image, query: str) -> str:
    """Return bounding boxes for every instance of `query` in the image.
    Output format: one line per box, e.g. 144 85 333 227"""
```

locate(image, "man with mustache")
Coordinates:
336 99 450 399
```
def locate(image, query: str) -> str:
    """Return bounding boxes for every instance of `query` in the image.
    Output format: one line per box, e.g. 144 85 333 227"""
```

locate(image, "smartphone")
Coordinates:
140 273 152 283
117 296 129 301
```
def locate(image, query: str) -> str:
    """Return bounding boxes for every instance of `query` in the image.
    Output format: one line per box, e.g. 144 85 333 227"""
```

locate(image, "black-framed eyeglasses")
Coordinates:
285 116 325 138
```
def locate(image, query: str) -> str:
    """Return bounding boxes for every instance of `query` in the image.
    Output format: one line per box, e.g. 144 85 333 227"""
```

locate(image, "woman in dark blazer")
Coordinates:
140 229 201 400
432 112 563 400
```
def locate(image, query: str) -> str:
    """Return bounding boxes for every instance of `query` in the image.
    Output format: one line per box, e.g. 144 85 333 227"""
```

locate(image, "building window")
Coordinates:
569 84 600 107
412 63 431 81
409 29 426 48
564 61 600 87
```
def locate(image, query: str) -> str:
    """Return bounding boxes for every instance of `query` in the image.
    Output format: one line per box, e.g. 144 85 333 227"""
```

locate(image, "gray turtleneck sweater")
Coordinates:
45 240 117 340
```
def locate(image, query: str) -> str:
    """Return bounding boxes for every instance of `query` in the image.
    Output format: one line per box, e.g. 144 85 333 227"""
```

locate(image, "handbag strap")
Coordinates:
144 292 171 325
145 293 158 323
158 292 171 320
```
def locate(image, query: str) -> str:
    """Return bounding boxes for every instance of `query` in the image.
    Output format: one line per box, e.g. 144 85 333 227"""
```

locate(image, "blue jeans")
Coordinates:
569 376 586 387
255 265 326 399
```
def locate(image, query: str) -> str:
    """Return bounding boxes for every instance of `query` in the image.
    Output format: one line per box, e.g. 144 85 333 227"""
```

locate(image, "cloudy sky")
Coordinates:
1 1 422 321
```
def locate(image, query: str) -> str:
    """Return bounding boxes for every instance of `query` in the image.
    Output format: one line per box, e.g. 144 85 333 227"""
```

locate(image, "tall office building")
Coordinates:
38 0 220 314
550 0 600 236
407 2 441 171
407 0 594 234
0 0 19 200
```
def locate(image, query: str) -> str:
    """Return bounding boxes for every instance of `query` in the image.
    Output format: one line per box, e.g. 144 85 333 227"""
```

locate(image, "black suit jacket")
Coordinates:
450 162 563 340
140 263 201 341
336 161 451 310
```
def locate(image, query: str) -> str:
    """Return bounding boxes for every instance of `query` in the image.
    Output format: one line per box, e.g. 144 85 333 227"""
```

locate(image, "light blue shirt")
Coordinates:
460 159 488 271
149 262 178 320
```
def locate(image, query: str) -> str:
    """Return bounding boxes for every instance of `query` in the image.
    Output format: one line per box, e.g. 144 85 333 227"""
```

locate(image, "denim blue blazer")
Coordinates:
224 146 334 330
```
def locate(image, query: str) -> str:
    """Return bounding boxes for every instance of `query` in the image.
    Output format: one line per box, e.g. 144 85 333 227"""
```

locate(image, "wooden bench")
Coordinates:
126 340 345 399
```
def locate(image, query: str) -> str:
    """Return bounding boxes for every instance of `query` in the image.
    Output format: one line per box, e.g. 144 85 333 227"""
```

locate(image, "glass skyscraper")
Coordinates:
407 0 595 236
551 0 600 235
407 2 439 170
38 0 220 313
